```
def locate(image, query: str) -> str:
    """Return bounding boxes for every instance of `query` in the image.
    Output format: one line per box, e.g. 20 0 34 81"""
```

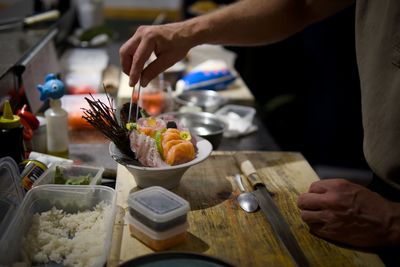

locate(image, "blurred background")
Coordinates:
0 0 371 183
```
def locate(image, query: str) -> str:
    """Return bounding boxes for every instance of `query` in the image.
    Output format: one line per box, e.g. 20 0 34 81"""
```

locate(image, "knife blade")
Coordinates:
235 154 310 267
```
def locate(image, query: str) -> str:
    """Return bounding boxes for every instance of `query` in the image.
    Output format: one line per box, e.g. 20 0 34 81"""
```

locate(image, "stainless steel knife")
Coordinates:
235 154 310 267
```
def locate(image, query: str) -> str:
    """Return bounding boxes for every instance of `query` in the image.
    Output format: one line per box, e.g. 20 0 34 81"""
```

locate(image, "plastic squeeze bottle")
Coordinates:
37 73 69 158
0 100 25 163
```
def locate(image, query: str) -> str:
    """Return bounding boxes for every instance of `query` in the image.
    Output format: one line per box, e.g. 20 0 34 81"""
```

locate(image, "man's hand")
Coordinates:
119 0 355 88
119 23 193 87
297 178 400 247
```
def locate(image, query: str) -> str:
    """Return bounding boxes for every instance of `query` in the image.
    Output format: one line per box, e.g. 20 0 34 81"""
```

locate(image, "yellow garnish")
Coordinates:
180 131 191 141
147 117 157 127
126 122 137 131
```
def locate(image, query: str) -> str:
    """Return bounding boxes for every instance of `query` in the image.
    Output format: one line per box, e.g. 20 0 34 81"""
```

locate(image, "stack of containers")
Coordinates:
126 186 190 251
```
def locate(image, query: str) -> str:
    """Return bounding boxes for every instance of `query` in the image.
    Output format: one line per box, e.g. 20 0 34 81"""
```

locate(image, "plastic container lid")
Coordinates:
127 186 190 231
0 157 24 240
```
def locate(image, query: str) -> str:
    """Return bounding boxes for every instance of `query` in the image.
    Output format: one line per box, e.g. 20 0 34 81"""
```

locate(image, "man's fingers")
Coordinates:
300 210 327 224
120 36 140 76
308 180 330 194
129 39 154 86
297 193 327 210
141 55 179 87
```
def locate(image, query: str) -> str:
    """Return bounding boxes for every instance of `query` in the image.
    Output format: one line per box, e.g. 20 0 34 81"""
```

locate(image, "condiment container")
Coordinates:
127 186 190 250
32 163 104 187
0 185 116 267
45 98 69 158
19 159 48 191
0 101 25 163
37 73 69 158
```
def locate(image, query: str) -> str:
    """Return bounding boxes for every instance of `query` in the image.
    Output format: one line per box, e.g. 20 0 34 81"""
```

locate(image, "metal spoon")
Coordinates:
234 174 259 213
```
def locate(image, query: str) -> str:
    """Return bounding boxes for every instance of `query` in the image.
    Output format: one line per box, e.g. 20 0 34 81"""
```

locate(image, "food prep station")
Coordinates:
0 2 384 267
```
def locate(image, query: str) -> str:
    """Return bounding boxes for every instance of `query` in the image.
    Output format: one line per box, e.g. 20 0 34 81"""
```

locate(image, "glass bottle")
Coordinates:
0 100 25 163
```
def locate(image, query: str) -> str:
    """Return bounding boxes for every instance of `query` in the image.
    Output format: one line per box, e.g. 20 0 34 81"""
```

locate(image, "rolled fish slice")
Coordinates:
165 141 195 165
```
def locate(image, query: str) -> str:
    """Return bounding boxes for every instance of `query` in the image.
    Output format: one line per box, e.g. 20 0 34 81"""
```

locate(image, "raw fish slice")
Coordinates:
163 139 185 159
161 129 181 146
165 141 196 165
129 131 166 167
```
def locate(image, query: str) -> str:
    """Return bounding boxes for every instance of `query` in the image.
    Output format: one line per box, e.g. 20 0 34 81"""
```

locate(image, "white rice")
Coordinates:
22 202 111 267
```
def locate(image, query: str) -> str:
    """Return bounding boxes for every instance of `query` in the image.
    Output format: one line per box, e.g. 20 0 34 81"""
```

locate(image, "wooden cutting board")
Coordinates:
107 151 383 267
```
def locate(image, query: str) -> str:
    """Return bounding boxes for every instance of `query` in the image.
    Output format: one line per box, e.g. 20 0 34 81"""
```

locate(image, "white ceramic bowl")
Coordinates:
109 137 212 189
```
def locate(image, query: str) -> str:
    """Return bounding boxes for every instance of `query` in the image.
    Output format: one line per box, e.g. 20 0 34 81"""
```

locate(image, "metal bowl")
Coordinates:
174 90 227 112
160 112 226 149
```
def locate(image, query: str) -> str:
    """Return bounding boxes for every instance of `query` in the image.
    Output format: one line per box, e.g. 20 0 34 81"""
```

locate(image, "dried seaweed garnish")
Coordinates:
81 93 135 158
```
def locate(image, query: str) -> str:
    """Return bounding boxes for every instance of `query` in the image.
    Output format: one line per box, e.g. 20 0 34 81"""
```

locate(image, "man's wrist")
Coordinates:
181 16 211 47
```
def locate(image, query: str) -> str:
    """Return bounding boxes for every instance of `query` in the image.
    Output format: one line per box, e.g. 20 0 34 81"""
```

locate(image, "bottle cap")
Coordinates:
0 100 21 129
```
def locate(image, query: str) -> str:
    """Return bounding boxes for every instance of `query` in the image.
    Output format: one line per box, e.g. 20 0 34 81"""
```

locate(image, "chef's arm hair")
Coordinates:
184 0 355 47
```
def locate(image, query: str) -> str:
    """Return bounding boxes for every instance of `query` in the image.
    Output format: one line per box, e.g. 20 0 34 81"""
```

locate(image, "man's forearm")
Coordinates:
183 0 354 47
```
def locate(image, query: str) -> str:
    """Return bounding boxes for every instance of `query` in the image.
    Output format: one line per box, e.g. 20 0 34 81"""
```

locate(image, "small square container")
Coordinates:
0 184 116 267
33 163 104 187
127 186 190 250
0 157 24 241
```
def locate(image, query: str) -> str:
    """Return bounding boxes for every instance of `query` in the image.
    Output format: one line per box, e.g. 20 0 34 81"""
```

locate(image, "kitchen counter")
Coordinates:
108 151 384 267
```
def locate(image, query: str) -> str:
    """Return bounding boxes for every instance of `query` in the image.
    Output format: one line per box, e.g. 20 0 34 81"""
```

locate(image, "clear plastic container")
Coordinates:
0 157 24 241
0 185 116 267
126 213 188 251
33 163 104 187
215 104 256 137
215 104 256 124
127 186 190 250
127 186 190 231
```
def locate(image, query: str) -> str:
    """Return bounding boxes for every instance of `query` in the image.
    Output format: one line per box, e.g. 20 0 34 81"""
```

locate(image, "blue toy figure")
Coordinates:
37 73 65 101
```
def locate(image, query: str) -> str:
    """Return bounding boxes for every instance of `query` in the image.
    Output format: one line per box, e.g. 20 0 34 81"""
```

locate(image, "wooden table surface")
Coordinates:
107 151 383 267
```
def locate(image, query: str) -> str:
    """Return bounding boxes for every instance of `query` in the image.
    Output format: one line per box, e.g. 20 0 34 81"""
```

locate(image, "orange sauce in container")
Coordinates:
127 215 188 251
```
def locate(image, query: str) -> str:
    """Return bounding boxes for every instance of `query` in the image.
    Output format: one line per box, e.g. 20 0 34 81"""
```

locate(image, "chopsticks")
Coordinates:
127 78 142 123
